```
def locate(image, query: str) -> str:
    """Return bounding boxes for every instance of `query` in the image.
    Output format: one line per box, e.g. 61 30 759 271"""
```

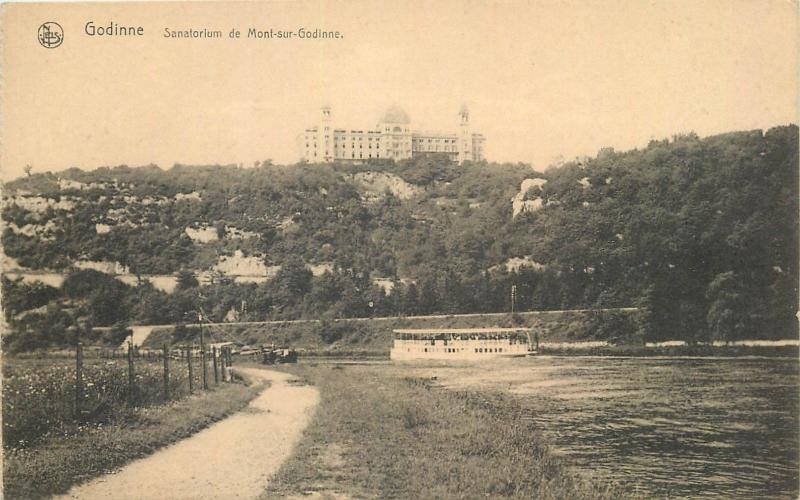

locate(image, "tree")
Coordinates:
403 282 419 316
706 272 749 342
2 276 60 320
175 269 199 290
417 275 439 315
272 257 313 317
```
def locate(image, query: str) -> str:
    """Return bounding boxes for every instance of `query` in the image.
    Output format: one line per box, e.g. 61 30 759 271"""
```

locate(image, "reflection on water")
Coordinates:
411 357 799 499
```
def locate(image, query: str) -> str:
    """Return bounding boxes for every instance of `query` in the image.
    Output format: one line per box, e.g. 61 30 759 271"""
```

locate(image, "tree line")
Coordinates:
2 125 797 351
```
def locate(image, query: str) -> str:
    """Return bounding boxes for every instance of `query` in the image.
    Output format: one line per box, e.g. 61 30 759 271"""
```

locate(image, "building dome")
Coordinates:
380 106 410 124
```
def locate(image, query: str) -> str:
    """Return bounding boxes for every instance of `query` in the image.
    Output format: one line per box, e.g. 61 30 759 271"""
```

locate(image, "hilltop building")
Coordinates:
299 105 485 164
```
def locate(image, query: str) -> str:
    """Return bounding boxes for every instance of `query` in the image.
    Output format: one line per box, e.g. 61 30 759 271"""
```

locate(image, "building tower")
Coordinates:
458 104 472 163
377 106 412 160
318 106 333 162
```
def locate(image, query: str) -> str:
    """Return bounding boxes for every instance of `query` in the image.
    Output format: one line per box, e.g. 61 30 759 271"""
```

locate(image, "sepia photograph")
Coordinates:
0 1 798 498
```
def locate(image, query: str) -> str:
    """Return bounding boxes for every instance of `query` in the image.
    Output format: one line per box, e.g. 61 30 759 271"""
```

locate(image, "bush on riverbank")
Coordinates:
263 364 630 499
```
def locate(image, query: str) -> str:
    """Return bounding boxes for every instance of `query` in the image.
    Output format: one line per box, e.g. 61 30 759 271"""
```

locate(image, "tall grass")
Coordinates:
264 365 631 499
3 380 259 499
3 358 205 449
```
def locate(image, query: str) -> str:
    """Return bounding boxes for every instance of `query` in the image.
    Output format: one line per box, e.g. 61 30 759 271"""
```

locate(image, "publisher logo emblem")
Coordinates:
38 22 63 48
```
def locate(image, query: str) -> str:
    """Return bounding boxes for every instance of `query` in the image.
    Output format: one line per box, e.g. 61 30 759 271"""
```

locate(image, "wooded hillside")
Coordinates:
3 125 797 351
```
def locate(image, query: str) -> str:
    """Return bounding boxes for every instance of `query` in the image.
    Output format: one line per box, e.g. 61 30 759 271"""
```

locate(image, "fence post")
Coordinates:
127 340 135 406
163 344 170 401
201 347 208 391
75 342 83 420
186 345 193 394
212 346 219 384
220 347 227 382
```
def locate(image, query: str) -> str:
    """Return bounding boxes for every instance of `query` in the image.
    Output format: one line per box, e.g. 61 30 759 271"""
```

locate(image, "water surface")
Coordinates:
411 357 799 499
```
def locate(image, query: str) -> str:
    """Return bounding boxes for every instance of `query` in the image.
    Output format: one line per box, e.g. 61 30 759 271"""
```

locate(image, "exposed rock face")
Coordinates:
212 250 272 277
511 178 547 218
174 191 202 202
488 255 546 274
74 260 130 275
225 226 259 240
353 172 420 201
10 195 76 213
503 256 546 272
7 220 58 240
307 262 334 276
185 225 219 243
372 277 413 294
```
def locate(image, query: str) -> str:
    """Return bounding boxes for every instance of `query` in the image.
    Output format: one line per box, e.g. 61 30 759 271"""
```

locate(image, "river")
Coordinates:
411 356 799 499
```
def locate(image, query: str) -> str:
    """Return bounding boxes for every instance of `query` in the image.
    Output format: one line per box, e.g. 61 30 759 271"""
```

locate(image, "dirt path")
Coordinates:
58 368 319 500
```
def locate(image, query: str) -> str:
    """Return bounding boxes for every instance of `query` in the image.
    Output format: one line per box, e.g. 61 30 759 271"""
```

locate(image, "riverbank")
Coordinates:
403 356 800 498
3 375 261 499
141 308 641 353
263 363 630 499
539 343 799 357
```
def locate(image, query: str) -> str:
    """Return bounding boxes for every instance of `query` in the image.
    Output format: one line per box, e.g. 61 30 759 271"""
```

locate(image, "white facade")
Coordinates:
390 328 534 361
300 106 485 164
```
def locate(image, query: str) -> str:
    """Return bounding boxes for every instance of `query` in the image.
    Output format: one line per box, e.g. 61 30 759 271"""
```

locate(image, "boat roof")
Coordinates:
393 327 530 335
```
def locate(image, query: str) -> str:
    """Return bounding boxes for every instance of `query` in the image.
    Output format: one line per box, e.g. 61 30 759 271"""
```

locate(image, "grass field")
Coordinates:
2 360 261 499
262 363 631 499
2 356 207 449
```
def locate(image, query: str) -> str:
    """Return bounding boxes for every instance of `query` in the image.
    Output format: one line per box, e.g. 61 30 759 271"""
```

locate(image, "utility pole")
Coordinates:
511 285 517 314
198 309 208 391
75 341 83 420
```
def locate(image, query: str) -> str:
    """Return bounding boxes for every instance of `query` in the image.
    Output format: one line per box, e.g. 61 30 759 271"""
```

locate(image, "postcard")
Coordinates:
1 1 798 498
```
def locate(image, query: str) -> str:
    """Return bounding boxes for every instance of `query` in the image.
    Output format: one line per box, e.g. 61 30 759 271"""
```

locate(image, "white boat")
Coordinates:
390 327 538 361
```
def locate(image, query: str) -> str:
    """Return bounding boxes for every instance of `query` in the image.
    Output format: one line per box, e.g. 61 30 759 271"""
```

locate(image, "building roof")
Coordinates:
380 106 410 124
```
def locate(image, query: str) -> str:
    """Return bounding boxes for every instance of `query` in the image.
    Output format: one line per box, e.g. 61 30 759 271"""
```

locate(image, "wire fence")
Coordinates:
3 343 235 449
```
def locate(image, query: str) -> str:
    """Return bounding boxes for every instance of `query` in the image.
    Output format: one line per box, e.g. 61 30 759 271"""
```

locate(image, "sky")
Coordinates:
1 0 798 180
